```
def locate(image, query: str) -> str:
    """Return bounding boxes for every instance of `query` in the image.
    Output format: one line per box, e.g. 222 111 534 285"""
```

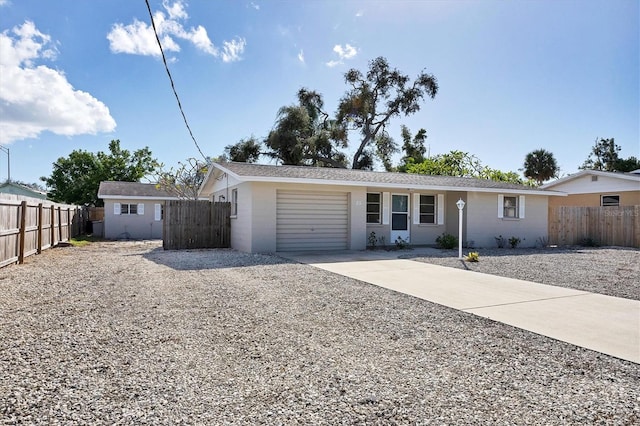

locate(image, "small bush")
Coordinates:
367 231 377 249
436 233 458 249
580 237 599 247
395 236 409 249
508 236 521 248
465 252 480 262
495 235 506 248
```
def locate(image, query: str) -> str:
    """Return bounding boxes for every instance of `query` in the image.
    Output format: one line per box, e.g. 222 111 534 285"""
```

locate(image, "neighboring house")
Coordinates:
97 181 179 240
199 162 566 253
541 170 640 208
0 181 47 200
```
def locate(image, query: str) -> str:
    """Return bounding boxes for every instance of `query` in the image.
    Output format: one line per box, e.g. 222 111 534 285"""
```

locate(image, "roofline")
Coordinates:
209 163 566 196
541 169 640 188
98 195 204 201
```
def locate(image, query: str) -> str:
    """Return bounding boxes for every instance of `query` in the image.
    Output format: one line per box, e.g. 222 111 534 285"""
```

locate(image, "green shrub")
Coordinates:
368 231 377 249
580 237 599 247
495 235 506 248
436 233 458 249
508 236 521 248
395 236 409 249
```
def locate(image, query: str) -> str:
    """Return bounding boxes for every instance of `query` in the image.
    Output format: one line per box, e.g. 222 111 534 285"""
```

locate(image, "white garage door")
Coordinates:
276 190 349 251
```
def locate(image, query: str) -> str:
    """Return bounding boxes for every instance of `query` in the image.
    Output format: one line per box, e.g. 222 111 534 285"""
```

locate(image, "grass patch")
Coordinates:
70 235 101 247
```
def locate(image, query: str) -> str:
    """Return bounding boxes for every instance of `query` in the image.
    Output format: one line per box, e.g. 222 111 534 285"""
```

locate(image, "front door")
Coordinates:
390 194 410 244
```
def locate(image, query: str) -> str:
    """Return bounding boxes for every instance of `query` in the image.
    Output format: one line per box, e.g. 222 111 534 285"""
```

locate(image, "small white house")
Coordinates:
98 181 179 240
199 162 566 253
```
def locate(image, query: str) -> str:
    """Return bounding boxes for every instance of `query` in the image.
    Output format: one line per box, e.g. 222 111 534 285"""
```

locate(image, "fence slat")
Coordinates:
549 205 639 248
163 201 230 250
0 198 85 268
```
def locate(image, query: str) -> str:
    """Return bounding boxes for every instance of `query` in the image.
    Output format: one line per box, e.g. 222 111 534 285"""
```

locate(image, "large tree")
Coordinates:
397 125 428 172
336 56 438 169
264 88 348 167
523 149 559 185
42 139 159 206
225 136 262 163
580 138 640 172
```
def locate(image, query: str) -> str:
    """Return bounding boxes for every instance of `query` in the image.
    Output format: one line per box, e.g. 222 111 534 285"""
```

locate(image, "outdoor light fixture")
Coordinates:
456 198 465 259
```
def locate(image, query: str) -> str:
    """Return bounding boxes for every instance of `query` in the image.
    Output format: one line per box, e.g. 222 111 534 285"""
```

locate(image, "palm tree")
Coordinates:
523 149 559 185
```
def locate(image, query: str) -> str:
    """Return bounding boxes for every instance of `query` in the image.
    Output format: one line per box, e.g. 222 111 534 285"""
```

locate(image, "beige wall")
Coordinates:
548 191 640 207
103 199 164 240
465 192 548 248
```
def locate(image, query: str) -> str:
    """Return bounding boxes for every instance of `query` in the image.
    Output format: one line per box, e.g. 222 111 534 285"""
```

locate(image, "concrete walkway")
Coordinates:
280 250 640 364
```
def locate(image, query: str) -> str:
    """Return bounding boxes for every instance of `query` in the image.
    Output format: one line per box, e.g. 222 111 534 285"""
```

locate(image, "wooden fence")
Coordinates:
0 197 87 268
163 200 230 250
549 205 640 248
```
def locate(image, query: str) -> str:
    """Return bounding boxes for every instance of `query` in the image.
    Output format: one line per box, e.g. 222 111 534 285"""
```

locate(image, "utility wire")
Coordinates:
144 0 206 161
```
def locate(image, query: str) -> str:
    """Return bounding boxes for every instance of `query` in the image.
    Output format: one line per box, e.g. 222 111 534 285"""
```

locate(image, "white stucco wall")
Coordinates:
465 192 548 248
103 199 164 240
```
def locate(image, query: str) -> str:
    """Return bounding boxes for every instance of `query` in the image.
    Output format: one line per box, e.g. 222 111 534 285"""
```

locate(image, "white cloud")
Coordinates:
250 2 260 10
0 21 116 144
221 37 246 62
297 49 305 64
107 0 245 62
325 43 357 67
0 0 10 6
355 10 364 18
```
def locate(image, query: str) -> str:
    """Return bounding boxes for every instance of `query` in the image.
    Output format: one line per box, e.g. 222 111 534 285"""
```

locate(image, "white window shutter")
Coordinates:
412 193 420 225
155 204 162 221
382 192 390 225
437 194 445 225
519 195 525 219
138 204 144 215
114 203 121 215
497 194 504 218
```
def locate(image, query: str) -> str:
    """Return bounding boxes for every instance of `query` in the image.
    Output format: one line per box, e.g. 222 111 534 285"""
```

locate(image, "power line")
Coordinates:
144 0 206 161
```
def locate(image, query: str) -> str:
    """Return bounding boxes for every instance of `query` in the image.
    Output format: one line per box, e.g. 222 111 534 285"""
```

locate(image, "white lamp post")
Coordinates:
456 198 465 259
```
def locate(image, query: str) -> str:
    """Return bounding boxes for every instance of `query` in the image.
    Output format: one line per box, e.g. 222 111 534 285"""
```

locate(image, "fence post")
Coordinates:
37 203 43 254
18 201 27 264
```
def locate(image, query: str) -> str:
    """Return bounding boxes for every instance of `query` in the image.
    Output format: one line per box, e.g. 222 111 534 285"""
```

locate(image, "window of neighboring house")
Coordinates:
121 203 138 215
366 192 381 224
232 189 238 216
503 196 518 218
601 195 620 206
419 195 436 224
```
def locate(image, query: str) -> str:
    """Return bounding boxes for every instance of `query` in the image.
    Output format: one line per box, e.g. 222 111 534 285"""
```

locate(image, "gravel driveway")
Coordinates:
1 241 639 424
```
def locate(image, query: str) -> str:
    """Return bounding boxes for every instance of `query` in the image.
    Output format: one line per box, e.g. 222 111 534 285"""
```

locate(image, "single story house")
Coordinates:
98 181 180 240
198 162 567 253
541 170 640 208
0 181 48 200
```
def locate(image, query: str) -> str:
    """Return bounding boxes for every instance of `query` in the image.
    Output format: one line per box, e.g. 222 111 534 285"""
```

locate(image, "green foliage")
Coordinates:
367 231 377 249
225 136 262 163
580 237 600 247
406 150 527 184
265 89 348 167
523 149 559 185
436 232 458 249
508 236 521 248
580 138 639 172
394 236 409 249
465 252 480 262
42 140 159 206
495 235 506 248
397 125 428 172
336 56 438 169
153 157 210 200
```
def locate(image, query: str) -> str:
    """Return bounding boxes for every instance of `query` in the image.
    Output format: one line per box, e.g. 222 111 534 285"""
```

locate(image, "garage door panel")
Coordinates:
276 190 349 251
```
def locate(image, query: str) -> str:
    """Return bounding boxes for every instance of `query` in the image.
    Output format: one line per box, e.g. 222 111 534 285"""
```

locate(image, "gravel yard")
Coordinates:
1 241 639 424
406 247 640 301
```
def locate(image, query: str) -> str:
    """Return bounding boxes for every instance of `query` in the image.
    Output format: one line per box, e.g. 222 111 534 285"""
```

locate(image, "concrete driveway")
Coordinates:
280 250 640 364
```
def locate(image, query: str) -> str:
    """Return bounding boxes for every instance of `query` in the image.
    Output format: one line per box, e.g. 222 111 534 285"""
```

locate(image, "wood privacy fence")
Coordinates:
548 205 640 248
0 198 87 268
163 200 230 250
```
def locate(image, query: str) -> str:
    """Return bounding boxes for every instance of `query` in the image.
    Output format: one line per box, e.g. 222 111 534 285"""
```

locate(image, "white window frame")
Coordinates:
231 189 238 216
412 193 445 225
154 203 163 221
601 194 620 207
498 194 525 219
366 192 382 224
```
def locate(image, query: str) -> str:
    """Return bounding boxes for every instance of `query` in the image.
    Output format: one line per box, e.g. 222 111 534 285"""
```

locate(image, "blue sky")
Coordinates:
0 0 638 186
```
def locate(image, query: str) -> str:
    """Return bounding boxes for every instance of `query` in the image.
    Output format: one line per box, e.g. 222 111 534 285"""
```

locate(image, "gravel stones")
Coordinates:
1 241 639 424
